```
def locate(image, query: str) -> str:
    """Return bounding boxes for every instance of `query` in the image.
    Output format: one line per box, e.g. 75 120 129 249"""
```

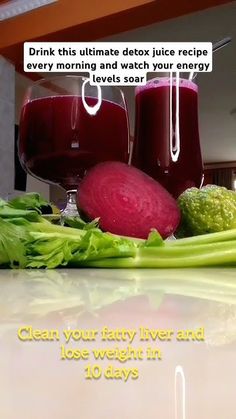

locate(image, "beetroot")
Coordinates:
78 162 180 239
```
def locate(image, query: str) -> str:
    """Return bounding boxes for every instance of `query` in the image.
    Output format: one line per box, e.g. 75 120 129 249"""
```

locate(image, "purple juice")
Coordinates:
132 77 203 198
19 95 129 190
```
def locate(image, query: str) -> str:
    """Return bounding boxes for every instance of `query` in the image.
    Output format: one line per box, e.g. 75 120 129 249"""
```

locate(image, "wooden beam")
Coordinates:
0 0 152 48
1 0 234 76
205 161 236 169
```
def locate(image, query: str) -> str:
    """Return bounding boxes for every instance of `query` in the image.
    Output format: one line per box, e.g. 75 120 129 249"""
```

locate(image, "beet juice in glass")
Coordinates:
132 76 203 198
19 76 129 217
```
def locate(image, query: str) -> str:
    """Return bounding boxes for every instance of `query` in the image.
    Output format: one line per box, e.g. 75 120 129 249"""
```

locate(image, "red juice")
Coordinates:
132 78 203 198
19 96 129 190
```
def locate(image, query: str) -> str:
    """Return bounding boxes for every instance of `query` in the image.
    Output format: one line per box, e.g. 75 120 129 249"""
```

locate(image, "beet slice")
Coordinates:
78 162 180 239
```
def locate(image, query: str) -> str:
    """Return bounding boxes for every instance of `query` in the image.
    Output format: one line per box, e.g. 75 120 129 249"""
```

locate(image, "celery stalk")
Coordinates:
166 229 236 247
79 240 236 268
4 195 236 269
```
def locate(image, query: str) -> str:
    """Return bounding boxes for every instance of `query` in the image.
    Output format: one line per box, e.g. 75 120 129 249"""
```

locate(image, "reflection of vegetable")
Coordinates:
0 269 235 345
178 185 236 237
78 161 180 239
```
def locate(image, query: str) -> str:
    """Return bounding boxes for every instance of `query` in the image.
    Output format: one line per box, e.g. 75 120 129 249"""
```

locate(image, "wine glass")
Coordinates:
18 76 130 217
132 73 203 198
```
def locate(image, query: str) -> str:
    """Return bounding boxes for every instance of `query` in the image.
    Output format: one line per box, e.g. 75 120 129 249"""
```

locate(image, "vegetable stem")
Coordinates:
166 229 236 247
81 240 236 268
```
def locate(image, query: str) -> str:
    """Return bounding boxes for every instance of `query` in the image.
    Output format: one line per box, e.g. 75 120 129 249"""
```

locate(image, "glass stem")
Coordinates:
61 189 79 221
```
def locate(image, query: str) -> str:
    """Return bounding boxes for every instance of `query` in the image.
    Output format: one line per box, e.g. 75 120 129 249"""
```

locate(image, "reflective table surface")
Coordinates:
0 268 235 419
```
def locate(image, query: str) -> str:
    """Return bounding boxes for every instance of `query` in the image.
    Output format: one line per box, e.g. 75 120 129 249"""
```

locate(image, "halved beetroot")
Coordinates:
78 162 180 239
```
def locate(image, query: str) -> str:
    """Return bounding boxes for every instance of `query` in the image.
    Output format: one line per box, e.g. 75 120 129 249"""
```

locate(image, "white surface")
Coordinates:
0 0 57 22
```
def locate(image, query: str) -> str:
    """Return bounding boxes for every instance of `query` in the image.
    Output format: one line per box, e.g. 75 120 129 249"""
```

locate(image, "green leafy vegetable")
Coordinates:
82 236 236 268
0 199 40 222
142 229 164 247
64 216 100 230
9 192 53 214
0 218 26 268
2 192 236 269
25 228 137 269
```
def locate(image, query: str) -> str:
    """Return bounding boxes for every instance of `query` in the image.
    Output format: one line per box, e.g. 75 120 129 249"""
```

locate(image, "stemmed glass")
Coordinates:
18 76 129 217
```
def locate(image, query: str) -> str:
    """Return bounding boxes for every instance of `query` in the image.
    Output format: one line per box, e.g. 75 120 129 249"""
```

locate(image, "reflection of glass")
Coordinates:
18 76 129 216
132 75 204 198
175 366 186 419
